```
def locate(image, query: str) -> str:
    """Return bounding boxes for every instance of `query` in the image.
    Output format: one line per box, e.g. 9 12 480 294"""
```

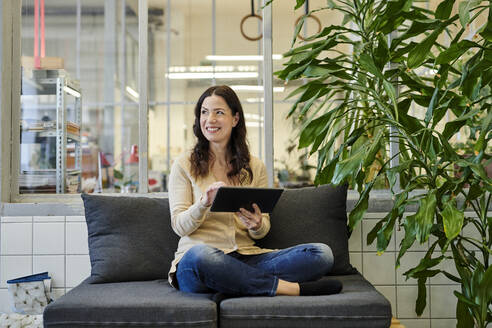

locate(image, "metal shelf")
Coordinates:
20 69 82 194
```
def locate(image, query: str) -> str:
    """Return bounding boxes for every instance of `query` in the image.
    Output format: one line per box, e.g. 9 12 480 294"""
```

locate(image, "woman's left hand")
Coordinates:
236 203 262 231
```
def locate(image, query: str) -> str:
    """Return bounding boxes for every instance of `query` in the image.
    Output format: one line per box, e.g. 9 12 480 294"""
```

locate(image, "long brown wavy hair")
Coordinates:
190 85 253 184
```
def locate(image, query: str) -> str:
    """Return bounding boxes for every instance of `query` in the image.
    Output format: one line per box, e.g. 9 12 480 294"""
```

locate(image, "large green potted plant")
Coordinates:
271 0 492 326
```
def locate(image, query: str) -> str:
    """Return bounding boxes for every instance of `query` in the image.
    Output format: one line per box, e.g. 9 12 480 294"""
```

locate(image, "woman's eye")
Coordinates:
201 109 207 115
217 111 224 115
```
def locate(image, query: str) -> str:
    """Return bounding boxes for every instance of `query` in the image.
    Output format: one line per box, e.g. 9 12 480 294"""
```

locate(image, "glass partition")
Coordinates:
19 0 140 194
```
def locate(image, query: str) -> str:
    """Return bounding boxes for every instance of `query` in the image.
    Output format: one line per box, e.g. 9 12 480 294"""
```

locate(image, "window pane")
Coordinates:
19 0 140 194
148 0 265 190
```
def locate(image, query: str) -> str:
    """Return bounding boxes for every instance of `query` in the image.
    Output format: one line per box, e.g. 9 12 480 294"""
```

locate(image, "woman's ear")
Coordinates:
232 112 240 127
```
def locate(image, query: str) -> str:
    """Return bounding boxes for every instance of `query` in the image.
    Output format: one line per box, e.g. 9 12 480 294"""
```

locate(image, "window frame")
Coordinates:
3 0 276 203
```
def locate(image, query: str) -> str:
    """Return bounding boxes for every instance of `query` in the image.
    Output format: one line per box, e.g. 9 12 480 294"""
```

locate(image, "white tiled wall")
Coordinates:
0 215 89 310
0 213 460 327
352 214 461 328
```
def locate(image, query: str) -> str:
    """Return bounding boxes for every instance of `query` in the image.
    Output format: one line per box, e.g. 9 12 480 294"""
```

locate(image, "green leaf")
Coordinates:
416 278 427 315
442 202 464 241
435 0 454 19
407 27 442 68
383 80 398 115
294 0 306 10
359 53 384 79
367 220 384 247
435 40 478 65
456 298 475 328
114 169 124 179
397 214 417 267
424 87 439 126
348 182 373 231
474 108 492 154
479 14 492 41
454 291 478 308
332 147 366 185
374 34 390 70
415 190 437 243
363 130 383 168
299 109 334 148
442 108 481 140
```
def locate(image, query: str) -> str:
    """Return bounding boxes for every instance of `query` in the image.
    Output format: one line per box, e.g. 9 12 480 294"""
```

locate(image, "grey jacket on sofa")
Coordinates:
43 185 392 328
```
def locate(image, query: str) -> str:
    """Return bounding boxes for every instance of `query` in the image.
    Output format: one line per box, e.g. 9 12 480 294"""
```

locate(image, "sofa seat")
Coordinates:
219 273 392 328
43 279 217 328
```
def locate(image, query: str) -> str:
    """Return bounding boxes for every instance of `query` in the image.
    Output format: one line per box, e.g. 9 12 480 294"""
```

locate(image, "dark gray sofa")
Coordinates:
43 185 392 328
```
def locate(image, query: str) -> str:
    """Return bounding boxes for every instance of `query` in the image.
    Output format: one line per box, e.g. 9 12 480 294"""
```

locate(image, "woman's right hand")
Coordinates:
200 181 227 207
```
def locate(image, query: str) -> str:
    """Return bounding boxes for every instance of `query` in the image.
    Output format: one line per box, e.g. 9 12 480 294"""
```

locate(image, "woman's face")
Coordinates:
200 94 239 147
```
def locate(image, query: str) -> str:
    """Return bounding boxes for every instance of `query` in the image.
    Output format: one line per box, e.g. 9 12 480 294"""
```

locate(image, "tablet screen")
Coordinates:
210 187 284 213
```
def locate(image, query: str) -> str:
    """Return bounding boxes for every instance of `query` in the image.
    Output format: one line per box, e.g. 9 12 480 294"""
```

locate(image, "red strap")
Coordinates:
34 0 40 68
40 0 45 58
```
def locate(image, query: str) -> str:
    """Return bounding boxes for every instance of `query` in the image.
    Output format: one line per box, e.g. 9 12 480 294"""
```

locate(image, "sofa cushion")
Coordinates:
43 279 217 328
81 194 179 283
256 184 355 275
219 273 391 328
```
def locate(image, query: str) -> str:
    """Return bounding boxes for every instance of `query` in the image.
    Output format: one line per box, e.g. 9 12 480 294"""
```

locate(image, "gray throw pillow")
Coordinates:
81 194 179 283
257 184 356 275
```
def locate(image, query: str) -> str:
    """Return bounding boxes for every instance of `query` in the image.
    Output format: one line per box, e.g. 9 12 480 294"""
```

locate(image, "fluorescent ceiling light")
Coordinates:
169 65 257 73
246 97 264 103
244 113 264 121
231 85 284 92
246 122 264 128
126 86 139 99
166 72 259 79
206 54 283 61
63 86 81 98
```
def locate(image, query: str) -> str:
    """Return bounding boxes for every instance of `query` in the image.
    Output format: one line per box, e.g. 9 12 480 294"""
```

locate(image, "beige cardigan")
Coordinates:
168 151 273 287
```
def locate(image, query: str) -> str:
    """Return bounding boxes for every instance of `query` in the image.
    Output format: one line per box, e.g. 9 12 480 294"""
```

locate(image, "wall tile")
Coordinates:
0 289 12 313
33 223 65 255
66 255 90 288
430 285 459 318
1 223 32 255
461 223 481 251
397 285 430 318
398 318 430 328
363 252 396 285
50 288 66 301
0 256 32 288
429 252 460 285
33 255 65 288
66 222 89 254
375 285 396 316
348 219 362 252
396 251 425 285
431 319 457 328
1 217 32 223
33 216 64 222
362 219 395 252
66 216 86 222
349 252 362 273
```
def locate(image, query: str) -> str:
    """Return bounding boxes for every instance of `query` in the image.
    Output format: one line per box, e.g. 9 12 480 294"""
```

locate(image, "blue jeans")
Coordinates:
176 243 334 296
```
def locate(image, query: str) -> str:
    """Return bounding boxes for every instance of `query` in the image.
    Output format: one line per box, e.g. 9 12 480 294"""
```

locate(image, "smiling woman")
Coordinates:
167 84 342 297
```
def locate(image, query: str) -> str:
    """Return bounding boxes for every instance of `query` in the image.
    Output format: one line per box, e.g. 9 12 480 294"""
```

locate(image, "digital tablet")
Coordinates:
210 187 284 213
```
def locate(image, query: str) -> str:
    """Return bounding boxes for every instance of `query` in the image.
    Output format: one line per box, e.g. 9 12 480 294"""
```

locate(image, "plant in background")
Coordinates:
275 137 316 186
271 0 492 326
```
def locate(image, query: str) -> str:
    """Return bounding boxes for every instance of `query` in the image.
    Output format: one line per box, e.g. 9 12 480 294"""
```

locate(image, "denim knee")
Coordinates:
311 243 334 274
182 244 223 271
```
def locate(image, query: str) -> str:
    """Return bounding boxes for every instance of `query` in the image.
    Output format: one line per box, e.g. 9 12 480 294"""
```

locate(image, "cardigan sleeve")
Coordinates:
168 159 210 237
248 158 271 240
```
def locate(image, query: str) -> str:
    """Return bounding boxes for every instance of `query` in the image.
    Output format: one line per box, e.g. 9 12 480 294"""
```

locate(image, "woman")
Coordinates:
168 85 342 296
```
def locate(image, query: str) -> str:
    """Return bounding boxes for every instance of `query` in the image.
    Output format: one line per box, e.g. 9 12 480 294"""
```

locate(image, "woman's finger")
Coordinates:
252 203 261 215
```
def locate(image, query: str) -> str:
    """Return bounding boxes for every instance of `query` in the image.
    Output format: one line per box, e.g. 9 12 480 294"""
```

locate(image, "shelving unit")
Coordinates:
19 69 82 194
